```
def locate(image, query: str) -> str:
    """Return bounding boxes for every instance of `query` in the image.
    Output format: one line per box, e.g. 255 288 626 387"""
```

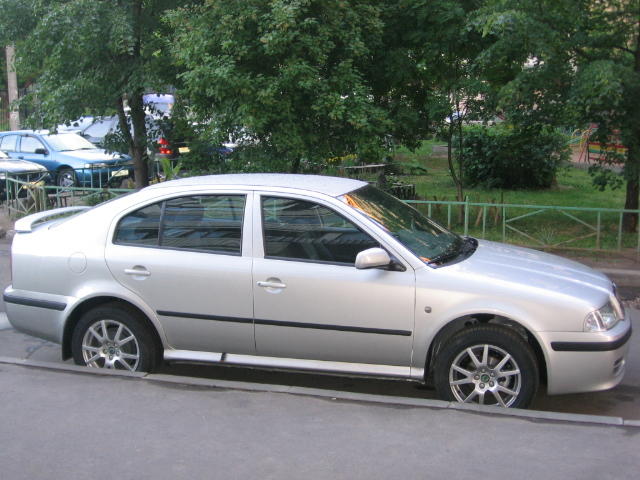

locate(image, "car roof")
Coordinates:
0 130 78 136
146 174 368 197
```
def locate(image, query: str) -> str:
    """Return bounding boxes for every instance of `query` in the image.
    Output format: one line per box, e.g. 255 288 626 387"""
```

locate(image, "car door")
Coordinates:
252 193 415 367
17 135 58 171
105 192 255 355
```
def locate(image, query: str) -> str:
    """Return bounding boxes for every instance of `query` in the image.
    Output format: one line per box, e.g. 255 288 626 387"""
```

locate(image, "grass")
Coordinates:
388 141 638 251
393 142 627 209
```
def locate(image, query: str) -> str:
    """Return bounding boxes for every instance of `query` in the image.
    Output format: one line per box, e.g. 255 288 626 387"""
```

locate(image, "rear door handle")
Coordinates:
124 267 151 277
257 280 286 289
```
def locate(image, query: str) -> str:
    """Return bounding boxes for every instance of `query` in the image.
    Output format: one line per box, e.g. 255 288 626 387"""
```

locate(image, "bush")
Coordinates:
460 125 569 189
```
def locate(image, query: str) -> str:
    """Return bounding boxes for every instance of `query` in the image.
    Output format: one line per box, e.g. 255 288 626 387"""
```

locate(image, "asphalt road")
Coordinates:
2 362 638 480
1 236 638 420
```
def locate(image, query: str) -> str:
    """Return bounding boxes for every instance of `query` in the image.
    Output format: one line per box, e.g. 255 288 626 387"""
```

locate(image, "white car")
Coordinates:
3 174 631 408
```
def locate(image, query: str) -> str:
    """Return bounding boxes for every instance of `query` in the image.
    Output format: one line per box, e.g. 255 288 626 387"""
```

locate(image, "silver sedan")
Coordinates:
3 174 631 408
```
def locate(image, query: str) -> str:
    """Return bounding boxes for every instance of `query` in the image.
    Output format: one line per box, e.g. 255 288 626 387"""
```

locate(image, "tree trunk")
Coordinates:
624 19 640 232
623 143 639 232
5 45 20 130
290 156 301 173
129 92 149 189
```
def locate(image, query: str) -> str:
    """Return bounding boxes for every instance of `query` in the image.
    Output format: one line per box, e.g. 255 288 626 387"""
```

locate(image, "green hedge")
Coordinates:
460 125 568 189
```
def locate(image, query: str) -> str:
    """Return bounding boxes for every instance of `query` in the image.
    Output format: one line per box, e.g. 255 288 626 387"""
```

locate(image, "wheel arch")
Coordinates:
62 296 163 360
56 164 74 172
424 313 547 386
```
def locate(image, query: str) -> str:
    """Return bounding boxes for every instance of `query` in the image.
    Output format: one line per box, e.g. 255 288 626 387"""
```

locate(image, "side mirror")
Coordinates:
355 248 392 270
34 148 48 155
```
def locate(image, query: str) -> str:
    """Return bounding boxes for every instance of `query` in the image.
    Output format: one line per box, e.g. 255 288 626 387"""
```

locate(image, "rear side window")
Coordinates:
114 195 245 255
114 203 162 245
262 196 378 264
161 195 245 253
0 135 18 152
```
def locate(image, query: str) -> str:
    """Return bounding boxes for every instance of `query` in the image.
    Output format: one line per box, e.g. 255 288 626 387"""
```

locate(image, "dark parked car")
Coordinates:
0 150 50 199
0 130 132 187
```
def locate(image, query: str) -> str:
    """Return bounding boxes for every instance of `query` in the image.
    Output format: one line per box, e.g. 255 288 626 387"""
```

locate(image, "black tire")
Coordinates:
71 303 160 372
433 325 539 408
57 167 76 187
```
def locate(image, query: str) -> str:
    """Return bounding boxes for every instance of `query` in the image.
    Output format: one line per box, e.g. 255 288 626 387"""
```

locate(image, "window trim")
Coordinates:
19 135 47 154
0 134 19 152
113 193 248 257
259 194 381 267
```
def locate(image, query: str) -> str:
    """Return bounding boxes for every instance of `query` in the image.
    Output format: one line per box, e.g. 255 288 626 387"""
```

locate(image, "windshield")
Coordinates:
339 185 463 263
46 133 97 152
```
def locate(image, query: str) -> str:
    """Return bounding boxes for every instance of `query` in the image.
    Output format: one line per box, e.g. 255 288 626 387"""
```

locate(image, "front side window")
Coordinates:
114 195 245 255
20 136 45 154
262 196 378 264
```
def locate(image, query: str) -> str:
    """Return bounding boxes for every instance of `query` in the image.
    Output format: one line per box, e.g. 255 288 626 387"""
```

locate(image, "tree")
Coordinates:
0 0 193 188
168 0 397 172
476 0 640 232
366 1 490 206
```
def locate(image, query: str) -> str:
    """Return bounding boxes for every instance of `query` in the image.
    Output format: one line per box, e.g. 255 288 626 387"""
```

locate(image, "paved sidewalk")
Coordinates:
0 361 638 480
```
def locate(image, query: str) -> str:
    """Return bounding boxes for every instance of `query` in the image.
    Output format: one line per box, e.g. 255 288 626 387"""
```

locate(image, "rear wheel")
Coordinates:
433 325 539 408
71 303 159 372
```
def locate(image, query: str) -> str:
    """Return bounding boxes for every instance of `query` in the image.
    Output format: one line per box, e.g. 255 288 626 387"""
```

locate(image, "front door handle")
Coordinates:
257 280 286 289
124 267 151 277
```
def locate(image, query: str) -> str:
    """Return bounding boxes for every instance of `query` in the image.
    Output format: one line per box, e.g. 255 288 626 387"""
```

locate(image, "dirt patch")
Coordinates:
0 211 14 239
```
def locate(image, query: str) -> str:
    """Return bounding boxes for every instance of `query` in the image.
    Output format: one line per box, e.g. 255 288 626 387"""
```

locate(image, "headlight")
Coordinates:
584 301 622 332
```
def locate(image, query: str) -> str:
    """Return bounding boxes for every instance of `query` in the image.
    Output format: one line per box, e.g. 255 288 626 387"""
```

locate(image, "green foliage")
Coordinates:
475 0 640 229
167 0 393 171
460 125 568 189
82 190 120 206
0 0 193 188
159 157 182 180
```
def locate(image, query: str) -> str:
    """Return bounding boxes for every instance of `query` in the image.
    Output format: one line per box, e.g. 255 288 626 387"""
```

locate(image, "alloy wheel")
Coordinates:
81 319 140 371
448 343 522 407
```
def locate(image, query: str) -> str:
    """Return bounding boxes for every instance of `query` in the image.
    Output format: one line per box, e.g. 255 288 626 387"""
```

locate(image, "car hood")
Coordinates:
0 158 48 173
56 149 130 165
452 239 612 301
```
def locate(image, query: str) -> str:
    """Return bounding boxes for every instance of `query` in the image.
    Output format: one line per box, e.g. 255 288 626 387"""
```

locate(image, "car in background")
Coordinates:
56 115 96 134
80 115 170 153
2 174 631 409
143 93 174 118
0 150 50 200
0 130 132 188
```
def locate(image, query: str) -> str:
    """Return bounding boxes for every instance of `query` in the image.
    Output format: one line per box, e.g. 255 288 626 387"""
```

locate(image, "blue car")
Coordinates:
0 130 133 187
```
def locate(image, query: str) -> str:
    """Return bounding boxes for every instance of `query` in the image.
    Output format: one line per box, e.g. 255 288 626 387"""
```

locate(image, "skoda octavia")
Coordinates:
3 174 631 408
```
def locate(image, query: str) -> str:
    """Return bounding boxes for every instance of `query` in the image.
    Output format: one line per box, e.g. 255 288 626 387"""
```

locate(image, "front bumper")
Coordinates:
539 317 632 395
75 164 133 187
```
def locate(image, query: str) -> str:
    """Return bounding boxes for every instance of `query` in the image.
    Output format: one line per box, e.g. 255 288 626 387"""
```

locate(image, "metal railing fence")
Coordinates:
406 199 640 255
2 176 132 217
2 176 639 255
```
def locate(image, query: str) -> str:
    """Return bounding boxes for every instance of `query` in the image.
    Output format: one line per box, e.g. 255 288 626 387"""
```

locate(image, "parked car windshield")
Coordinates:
46 133 97 152
339 185 463 263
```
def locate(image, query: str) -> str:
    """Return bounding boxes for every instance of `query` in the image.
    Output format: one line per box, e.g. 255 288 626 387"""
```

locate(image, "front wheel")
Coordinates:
433 325 539 408
57 168 76 187
71 303 159 372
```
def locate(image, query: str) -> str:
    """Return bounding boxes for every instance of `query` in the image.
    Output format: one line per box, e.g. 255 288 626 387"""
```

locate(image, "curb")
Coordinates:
0 355 637 428
599 268 640 289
